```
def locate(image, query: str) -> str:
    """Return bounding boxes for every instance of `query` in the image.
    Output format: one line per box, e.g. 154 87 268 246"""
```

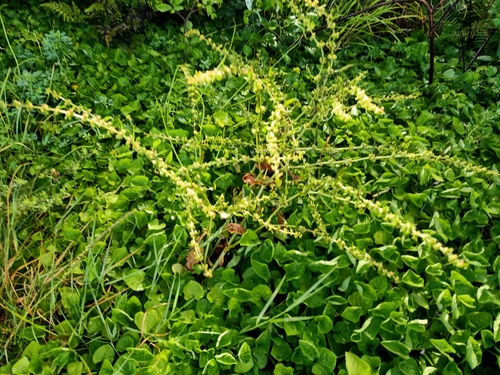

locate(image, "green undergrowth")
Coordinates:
1 1 500 374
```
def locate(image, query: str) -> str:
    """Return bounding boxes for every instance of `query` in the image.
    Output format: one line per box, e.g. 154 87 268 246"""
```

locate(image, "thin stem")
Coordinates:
464 29 497 72
316 0 437 83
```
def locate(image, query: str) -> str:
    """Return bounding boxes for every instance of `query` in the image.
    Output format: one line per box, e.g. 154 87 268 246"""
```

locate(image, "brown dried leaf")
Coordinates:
242 173 260 186
257 161 274 174
185 250 199 271
218 252 225 267
277 211 285 225
227 223 245 234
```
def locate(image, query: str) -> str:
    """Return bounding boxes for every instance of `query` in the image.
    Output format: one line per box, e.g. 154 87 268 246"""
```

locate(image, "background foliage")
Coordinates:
1 0 500 374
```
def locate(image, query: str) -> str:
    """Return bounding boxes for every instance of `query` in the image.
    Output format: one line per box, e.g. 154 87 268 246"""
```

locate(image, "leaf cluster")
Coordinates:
1 1 500 374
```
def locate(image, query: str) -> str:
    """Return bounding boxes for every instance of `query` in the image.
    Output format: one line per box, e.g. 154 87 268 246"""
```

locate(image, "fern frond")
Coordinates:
40 2 85 23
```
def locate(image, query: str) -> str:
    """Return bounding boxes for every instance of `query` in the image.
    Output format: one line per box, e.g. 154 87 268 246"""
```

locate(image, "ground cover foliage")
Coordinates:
1 0 500 374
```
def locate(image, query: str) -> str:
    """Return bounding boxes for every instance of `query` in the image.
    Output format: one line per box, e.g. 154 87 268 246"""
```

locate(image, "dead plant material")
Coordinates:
242 173 264 186
185 250 200 271
257 161 274 174
227 223 245 234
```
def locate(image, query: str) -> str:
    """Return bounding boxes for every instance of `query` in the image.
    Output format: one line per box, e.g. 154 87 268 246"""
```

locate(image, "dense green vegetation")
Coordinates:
1 0 500 374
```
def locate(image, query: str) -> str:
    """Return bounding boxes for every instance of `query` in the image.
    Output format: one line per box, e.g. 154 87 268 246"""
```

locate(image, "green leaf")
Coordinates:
87 316 104 336
401 270 424 288
216 330 236 348
381 341 411 359
274 363 294 375
493 313 500 341
345 352 371 375
123 269 146 291
461 252 489 267
443 69 456 80
315 315 333 334
443 361 462 375
422 367 438 375
12 357 30 375
465 336 482 369
183 280 205 300
370 302 398 317
92 344 115 364
214 173 234 191
284 319 305 336
116 335 135 352
62 226 82 242
131 175 149 187
299 339 319 361
452 117 466 135
215 352 237 365
240 229 261 246
213 111 234 127
341 306 363 323
430 339 456 354
353 221 371 234
235 342 254 373
468 312 492 332
222 287 253 302
120 100 141 114
354 281 378 301
67 362 83 375
398 358 419 375
312 347 336 375
406 193 427 207
251 258 271 281
271 336 293 362
284 262 306 280
135 310 160 333
481 329 495 349
21 341 40 359
407 319 428 332
373 230 392 245
243 45 253 56
127 347 154 363
121 187 145 199
18 324 45 341
308 259 339 273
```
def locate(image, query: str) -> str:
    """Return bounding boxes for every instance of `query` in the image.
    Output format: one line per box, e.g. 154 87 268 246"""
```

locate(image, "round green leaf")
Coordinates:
240 229 261 247
251 258 270 281
123 269 146 291
183 280 205 300
12 357 30 375
134 310 160 333
92 344 115 364
312 347 336 375
299 339 319 361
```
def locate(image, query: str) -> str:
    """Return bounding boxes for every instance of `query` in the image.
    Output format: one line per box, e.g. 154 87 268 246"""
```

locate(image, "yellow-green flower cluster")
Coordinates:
350 86 385 115
266 102 288 175
334 238 400 282
334 181 464 268
186 65 234 86
416 151 500 180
